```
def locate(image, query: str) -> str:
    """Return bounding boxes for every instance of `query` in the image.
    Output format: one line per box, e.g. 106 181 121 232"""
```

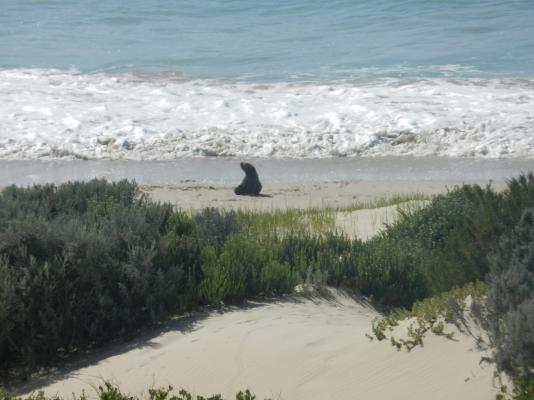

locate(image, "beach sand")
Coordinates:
21 287 498 400
141 179 507 211
141 180 500 240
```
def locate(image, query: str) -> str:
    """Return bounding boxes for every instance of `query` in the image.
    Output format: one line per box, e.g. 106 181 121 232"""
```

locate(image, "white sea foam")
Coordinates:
1 69 534 160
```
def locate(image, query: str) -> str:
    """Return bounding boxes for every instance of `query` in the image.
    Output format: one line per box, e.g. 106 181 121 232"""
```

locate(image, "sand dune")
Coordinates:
22 287 498 400
334 200 429 240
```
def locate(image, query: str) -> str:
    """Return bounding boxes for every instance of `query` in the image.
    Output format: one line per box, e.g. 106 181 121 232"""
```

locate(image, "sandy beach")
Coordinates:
0 157 531 186
20 287 498 400
141 179 507 211
1 156 522 212
0 156 525 215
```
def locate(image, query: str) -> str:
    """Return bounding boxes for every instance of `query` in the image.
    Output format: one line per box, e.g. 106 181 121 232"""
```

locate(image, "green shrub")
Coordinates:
482 208 534 381
0 179 139 222
497 378 534 400
200 234 274 304
193 208 248 249
260 260 297 295
355 239 429 307
381 184 504 293
275 233 356 286
0 180 194 374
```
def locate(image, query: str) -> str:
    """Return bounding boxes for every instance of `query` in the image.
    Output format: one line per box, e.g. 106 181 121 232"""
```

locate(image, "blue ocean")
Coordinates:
1 0 533 159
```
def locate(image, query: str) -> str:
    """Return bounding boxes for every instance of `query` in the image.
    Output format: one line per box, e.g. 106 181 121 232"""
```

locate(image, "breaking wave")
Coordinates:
1 68 534 160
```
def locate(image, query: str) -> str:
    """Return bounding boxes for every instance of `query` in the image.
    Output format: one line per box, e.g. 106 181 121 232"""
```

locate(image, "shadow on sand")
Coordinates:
14 311 208 394
15 287 373 395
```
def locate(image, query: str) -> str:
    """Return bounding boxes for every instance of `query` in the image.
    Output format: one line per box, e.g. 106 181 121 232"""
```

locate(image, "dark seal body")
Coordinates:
234 162 262 196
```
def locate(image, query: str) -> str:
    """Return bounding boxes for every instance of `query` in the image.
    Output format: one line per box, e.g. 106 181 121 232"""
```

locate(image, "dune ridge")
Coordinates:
21 287 498 400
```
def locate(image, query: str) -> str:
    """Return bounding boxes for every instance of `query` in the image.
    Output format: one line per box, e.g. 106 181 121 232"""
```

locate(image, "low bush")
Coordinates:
481 208 534 382
0 180 199 374
381 184 504 293
193 208 247 249
497 378 534 400
370 281 487 349
0 179 139 222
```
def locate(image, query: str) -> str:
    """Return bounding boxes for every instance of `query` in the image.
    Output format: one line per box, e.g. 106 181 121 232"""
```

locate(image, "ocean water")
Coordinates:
1 0 534 160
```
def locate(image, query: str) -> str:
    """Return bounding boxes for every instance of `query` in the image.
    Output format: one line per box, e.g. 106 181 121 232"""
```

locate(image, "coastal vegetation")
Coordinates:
0 383 260 400
1 175 534 396
478 206 534 399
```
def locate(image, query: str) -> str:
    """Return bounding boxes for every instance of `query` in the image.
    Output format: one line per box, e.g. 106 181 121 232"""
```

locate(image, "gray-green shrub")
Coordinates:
0 180 199 375
482 208 534 381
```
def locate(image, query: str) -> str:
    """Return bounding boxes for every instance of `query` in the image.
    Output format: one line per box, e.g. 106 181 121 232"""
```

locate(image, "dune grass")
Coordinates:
236 193 428 236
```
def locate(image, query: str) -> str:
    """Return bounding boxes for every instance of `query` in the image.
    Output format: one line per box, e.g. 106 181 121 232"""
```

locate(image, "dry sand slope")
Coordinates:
24 288 498 400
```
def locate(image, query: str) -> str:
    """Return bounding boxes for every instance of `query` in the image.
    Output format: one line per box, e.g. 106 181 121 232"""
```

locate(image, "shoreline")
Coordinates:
2 156 525 210
0 156 532 186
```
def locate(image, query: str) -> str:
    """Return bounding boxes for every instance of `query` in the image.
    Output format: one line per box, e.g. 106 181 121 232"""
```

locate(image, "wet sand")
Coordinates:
0 156 532 186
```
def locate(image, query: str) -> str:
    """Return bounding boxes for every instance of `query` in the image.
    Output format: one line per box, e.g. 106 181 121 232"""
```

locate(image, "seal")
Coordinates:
234 162 262 196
